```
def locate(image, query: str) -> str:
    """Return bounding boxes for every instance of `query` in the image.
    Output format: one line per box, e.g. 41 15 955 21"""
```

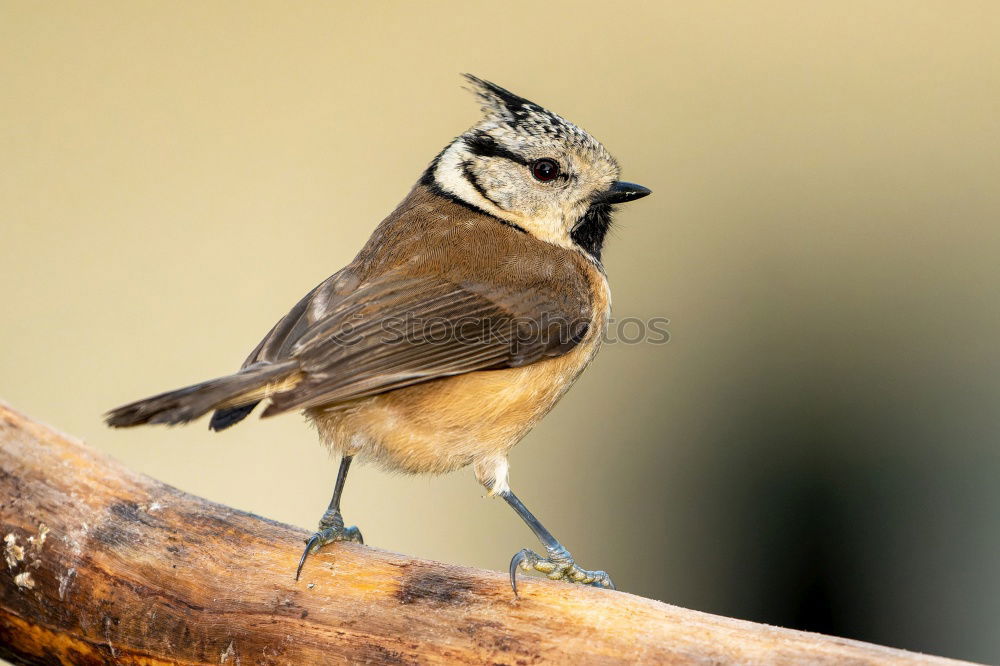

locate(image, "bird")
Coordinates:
105 75 651 594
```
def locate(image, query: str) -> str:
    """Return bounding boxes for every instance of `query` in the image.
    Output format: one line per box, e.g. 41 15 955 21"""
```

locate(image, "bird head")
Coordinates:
424 75 650 260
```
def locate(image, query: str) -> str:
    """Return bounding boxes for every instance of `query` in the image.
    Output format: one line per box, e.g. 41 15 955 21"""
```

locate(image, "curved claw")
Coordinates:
509 548 531 597
295 534 321 581
295 525 365 581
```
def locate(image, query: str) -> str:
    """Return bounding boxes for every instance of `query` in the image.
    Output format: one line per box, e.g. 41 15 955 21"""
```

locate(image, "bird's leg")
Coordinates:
500 489 615 596
295 455 363 580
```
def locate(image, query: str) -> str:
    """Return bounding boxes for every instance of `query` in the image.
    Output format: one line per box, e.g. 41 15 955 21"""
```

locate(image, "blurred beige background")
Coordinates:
2 1 999 662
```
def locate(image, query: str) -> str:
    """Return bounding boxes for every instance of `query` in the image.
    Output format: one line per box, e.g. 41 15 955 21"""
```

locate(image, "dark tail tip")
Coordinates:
105 362 295 430
104 380 223 428
104 397 197 428
105 409 138 428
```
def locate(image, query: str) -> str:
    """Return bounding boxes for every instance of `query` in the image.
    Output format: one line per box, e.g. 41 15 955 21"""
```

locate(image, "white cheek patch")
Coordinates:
434 143 512 219
432 141 578 251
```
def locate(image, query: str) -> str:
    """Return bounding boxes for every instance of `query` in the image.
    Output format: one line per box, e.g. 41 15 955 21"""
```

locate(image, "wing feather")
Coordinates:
261 271 588 416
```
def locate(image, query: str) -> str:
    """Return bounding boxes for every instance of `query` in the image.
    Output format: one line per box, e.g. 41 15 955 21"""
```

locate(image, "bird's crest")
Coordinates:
462 74 599 150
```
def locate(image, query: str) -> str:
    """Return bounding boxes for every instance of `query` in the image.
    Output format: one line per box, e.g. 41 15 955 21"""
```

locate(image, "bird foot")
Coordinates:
508 545 614 596
295 516 363 581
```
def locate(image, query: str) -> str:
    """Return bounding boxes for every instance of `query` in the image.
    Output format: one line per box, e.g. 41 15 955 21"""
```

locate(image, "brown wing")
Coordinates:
211 184 597 428
238 270 359 368
260 269 591 416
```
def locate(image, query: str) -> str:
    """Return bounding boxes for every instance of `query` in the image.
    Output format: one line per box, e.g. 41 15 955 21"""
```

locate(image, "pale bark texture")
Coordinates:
0 402 976 665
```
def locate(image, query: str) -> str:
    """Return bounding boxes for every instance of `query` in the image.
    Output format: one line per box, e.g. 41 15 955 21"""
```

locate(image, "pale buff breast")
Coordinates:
306 261 611 477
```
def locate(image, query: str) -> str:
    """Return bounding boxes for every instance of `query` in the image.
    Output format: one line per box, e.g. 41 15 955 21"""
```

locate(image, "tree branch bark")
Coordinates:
0 401 974 665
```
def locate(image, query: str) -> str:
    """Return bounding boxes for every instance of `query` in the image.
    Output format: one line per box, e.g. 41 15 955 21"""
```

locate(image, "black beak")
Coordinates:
597 181 652 205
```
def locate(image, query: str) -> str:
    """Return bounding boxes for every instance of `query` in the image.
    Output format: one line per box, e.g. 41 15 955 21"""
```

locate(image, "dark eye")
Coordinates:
531 158 560 182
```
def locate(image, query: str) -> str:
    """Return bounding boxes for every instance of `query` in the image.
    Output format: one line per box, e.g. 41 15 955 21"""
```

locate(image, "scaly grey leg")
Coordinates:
295 455 364 580
500 490 614 596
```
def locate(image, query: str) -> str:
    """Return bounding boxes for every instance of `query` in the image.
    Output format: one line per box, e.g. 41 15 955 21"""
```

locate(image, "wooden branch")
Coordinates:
0 402 974 665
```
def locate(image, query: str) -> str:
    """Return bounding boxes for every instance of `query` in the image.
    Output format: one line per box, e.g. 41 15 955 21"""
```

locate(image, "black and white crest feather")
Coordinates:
463 74 603 150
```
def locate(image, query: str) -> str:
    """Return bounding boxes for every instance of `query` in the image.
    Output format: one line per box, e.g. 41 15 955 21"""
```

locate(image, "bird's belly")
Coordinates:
306 329 603 475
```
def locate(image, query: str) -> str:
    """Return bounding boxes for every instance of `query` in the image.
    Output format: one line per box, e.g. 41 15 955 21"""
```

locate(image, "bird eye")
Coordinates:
531 158 560 182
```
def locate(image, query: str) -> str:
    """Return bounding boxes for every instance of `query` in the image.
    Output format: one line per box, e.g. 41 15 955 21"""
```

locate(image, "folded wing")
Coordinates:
260 269 591 416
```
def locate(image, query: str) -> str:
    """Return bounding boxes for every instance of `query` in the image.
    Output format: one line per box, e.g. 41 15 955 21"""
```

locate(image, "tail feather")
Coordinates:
105 362 298 428
208 402 260 431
